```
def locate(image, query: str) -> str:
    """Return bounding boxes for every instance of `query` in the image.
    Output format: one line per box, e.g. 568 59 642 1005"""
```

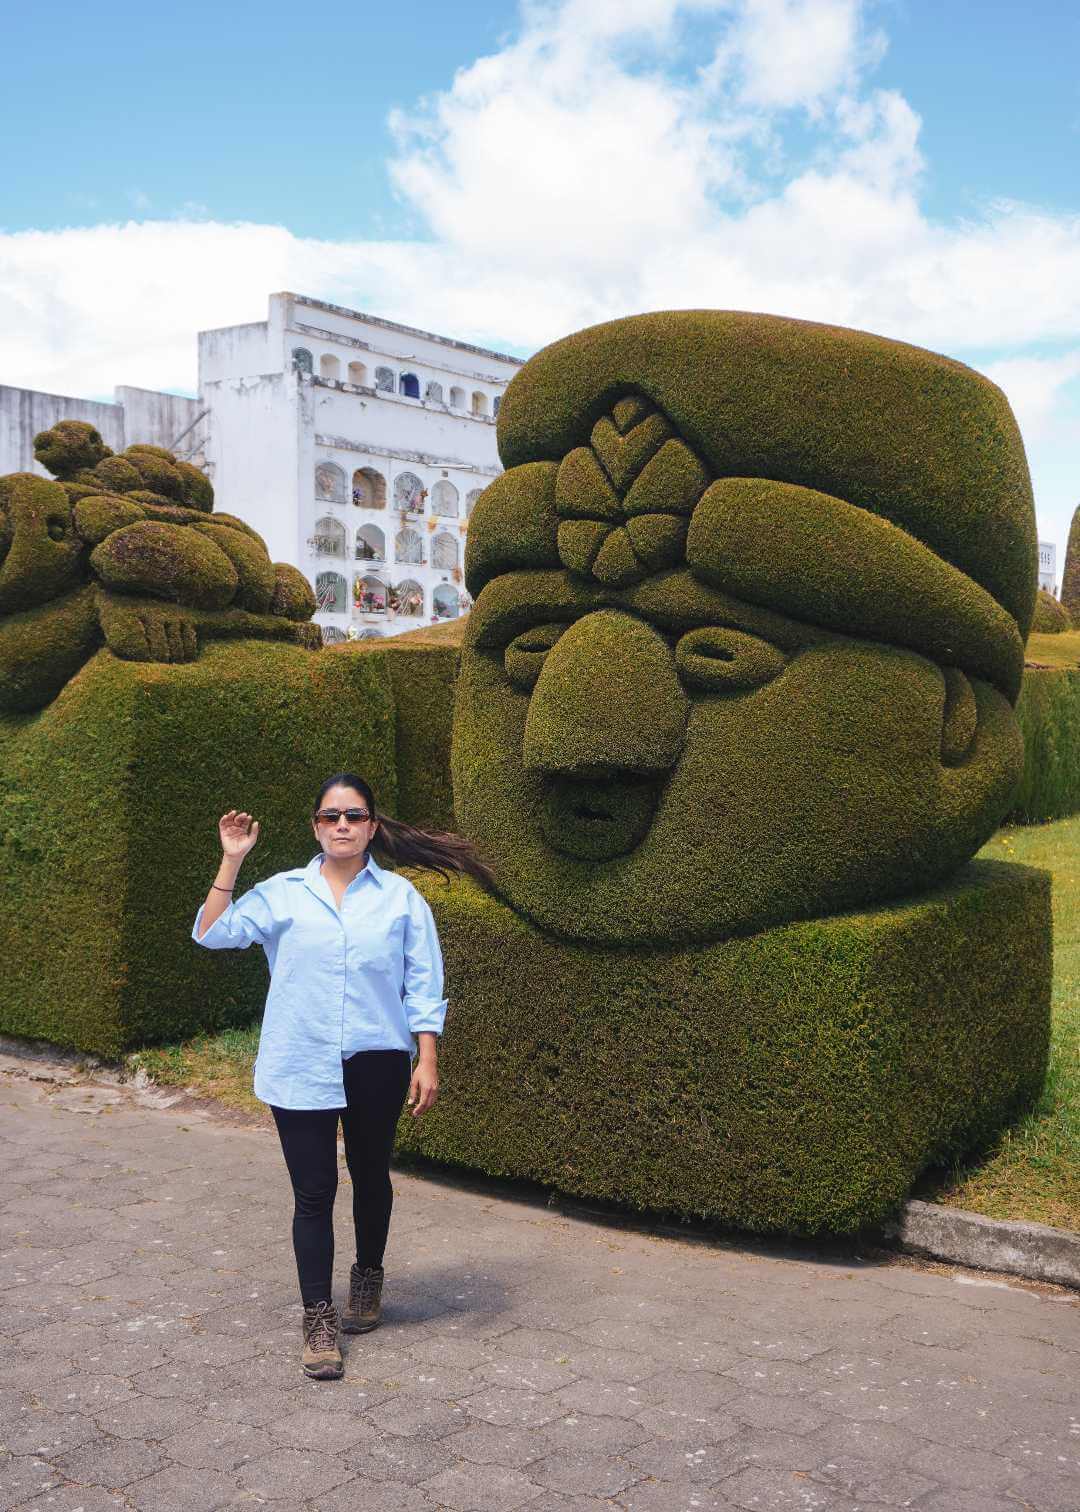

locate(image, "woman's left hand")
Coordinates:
407 1058 439 1117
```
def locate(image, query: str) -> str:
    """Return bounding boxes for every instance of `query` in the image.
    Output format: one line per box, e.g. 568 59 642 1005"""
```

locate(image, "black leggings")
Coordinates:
271 1049 412 1305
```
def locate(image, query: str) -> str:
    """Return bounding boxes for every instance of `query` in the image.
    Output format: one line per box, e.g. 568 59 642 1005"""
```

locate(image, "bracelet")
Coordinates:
210 883 235 893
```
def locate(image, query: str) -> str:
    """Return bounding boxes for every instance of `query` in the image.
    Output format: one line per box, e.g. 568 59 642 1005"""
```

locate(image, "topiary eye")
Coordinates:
675 626 786 693
47 520 67 541
504 624 565 690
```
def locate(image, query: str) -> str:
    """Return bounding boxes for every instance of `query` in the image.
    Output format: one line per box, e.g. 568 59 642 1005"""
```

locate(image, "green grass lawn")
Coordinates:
129 815 1080 1233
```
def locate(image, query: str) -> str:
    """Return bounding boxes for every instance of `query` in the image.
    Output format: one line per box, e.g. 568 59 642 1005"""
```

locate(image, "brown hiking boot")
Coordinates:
301 1300 343 1379
342 1264 384 1334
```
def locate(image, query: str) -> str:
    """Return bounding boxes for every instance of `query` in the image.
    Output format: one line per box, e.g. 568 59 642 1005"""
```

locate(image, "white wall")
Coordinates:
0 385 124 476
200 372 299 564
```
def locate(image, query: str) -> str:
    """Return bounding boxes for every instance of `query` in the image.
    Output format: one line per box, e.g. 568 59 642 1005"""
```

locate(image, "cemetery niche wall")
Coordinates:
0 423 397 1055
396 310 1053 1234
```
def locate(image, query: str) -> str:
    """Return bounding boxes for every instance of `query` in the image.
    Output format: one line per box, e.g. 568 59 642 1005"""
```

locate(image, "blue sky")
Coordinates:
2 0 1078 558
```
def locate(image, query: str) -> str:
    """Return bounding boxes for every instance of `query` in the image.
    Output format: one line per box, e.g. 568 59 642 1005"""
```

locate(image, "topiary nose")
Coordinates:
523 609 688 776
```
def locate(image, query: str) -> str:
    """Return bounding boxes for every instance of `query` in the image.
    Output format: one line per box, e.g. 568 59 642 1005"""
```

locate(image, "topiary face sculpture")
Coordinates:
0 421 320 713
453 311 1038 946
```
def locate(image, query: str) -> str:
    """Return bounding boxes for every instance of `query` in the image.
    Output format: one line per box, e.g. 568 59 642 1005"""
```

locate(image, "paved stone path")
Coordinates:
1 1064 1078 1512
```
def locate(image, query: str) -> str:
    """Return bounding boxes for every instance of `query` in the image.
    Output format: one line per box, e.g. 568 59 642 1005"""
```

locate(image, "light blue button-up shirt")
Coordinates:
192 854 447 1110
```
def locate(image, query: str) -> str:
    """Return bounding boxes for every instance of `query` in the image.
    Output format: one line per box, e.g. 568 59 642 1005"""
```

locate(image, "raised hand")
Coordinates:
219 809 260 859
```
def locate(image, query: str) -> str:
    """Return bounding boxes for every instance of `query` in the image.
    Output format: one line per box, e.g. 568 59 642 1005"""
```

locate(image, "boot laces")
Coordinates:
305 1299 338 1352
352 1267 382 1310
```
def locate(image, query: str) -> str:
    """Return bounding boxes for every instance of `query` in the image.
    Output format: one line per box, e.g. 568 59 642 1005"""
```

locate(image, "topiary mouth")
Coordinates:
539 775 659 861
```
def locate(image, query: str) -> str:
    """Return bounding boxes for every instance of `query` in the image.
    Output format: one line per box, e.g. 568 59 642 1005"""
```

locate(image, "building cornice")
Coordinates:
314 432 502 476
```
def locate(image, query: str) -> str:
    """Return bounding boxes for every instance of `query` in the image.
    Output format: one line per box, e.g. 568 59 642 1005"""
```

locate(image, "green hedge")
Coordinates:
1011 668 1080 823
1031 589 1072 634
0 640 397 1055
399 861 1052 1233
333 620 462 831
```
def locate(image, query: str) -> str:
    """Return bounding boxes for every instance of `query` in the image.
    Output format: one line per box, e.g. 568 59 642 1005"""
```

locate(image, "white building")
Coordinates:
198 293 521 640
1 291 520 642
0 383 208 477
1038 540 1057 595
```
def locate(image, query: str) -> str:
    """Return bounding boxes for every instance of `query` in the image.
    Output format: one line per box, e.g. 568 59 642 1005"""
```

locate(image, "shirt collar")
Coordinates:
303 853 385 891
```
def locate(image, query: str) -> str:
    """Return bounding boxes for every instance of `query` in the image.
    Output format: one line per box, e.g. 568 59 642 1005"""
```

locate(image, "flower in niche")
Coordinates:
554 394 713 587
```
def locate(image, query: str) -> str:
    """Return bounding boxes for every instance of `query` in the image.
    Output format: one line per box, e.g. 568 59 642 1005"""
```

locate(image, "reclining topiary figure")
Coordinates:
455 311 1037 944
0 420 319 712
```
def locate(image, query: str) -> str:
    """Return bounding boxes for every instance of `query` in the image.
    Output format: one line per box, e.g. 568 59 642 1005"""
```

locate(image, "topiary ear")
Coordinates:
941 668 977 766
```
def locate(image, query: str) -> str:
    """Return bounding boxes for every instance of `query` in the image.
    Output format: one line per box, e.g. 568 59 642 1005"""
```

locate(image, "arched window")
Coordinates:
431 480 459 518
431 532 459 570
471 391 489 417
352 467 386 509
393 472 425 512
449 386 465 409
312 515 347 557
347 361 368 385
321 625 347 644
465 488 483 516
292 347 313 374
316 571 347 614
355 523 385 562
399 372 421 399
433 583 461 620
395 527 424 565
375 366 395 393
315 462 346 504
493 396 501 417
319 354 341 381
390 579 424 617
425 380 444 404
354 573 387 614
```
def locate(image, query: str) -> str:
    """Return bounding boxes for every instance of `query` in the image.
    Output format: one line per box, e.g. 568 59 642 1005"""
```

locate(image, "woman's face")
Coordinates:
312 783 379 863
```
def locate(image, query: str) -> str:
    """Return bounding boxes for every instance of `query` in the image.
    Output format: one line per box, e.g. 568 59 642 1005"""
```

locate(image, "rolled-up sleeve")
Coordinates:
193 883 276 951
402 891 447 1035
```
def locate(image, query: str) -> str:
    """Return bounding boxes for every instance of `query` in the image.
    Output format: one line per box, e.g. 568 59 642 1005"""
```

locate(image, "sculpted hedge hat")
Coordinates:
467 310 1036 702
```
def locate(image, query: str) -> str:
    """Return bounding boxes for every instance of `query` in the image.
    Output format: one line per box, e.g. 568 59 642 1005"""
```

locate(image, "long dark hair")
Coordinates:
314 772 495 889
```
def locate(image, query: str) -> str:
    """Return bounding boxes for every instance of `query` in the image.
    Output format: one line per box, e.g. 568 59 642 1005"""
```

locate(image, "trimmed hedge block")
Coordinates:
1011 667 1080 823
400 861 1052 1234
0 640 397 1056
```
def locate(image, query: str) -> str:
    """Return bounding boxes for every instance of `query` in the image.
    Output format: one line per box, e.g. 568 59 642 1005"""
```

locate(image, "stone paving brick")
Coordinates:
157 1415 274 1470
630 1403 741 1442
631 1367 741 1414
916 1494 1021 1512
421 1461 545 1510
10 1484 130 1512
270 1405 377 1453
0 1407 99 1458
236 1445 354 1499
476 1359 580 1394
53 1432 166 1487
559 1345 655 1383
615 1483 732 1511
808 1451 937 1504
998 1470 1080 1512
368 1393 471 1438
529 1450 641 1496
344 1434 458 1485
125 1463 239 1511
718 1465 865 1510
90 1395 201 1441
36 1373 137 1416
904 1438 1022 1493
728 1392 832 1437
443 1424 552 1469
532 1414 647 1457
460 1388 568 1429
624 1434 743 1484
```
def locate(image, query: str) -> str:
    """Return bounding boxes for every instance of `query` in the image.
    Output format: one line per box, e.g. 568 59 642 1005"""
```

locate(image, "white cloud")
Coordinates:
2 0 1080 544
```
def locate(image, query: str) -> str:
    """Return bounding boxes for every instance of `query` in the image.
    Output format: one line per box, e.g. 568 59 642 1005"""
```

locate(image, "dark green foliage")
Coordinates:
1056 508 1080 626
496 311 1038 637
32 420 109 479
0 641 398 1055
0 586 100 713
192 523 276 613
1031 590 1072 634
1011 669 1080 823
2 422 320 709
454 568 1025 945
398 862 1051 1234
91 521 239 609
271 562 317 622
335 620 461 830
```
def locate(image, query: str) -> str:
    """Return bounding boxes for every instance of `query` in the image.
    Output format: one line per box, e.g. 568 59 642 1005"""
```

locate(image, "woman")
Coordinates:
193 773 490 1381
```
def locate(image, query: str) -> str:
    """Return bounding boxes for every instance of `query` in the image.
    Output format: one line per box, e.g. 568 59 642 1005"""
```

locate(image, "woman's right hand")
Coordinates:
219 810 260 860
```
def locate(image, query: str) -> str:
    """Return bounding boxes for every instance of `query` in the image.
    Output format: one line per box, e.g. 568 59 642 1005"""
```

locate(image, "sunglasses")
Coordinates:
315 808 373 825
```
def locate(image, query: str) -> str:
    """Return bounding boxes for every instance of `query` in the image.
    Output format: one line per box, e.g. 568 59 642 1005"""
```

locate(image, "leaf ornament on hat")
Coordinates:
554 395 712 587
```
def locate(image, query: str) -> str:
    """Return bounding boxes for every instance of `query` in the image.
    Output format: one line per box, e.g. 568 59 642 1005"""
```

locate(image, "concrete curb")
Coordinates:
876 1198 1080 1290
